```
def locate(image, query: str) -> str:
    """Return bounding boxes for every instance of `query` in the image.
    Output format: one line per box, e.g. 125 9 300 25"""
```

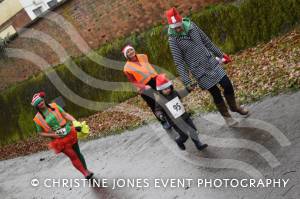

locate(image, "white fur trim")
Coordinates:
171 16 177 23
123 46 134 58
31 95 42 105
216 57 226 64
157 81 172 90
169 22 183 28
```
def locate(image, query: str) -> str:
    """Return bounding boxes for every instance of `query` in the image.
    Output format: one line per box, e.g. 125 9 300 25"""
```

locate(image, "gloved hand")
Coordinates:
222 54 232 64
216 54 232 64
156 112 172 130
155 111 166 121
158 114 166 121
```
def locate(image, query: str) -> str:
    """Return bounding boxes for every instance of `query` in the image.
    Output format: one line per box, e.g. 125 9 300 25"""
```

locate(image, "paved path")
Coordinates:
0 92 299 199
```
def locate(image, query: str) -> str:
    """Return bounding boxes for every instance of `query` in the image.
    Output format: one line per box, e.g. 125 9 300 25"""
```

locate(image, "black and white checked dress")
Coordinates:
168 22 226 90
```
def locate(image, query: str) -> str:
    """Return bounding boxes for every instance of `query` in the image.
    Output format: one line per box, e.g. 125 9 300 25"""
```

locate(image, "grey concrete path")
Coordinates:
0 92 299 199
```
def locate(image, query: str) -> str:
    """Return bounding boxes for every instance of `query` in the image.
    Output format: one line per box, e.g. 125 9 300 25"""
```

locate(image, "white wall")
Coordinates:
0 25 16 39
0 0 23 25
19 0 63 20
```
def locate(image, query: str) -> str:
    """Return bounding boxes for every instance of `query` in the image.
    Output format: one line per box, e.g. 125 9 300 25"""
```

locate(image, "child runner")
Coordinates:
154 74 208 151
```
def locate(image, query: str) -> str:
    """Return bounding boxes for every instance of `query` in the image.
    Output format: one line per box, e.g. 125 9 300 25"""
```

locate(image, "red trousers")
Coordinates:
48 127 88 177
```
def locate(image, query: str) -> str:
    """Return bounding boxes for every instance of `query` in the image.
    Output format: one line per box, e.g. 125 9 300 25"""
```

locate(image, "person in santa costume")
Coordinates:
122 45 171 129
165 7 249 126
32 92 93 179
154 74 208 151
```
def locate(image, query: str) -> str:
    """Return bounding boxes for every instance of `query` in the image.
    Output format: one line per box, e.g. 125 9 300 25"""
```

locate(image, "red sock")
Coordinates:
63 147 89 177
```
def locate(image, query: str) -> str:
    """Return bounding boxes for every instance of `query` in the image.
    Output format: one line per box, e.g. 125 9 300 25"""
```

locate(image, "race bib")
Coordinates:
55 127 67 137
165 97 185 119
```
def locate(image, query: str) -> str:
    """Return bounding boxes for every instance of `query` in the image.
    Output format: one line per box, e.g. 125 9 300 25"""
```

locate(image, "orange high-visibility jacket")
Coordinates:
123 54 158 86
33 103 67 133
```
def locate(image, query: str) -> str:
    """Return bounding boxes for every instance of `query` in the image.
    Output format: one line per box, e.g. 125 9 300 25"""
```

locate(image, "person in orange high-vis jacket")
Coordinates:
32 92 94 179
122 45 171 129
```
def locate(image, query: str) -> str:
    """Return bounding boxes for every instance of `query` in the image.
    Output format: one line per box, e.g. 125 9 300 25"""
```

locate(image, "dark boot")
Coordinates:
192 139 208 151
175 139 186 150
215 101 238 126
224 94 249 116
85 171 94 179
175 134 188 150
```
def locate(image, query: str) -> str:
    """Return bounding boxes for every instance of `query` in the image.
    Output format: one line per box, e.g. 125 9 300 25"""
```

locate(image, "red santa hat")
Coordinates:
122 45 134 58
165 7 183 28
31 91 45 106
156 74 173 91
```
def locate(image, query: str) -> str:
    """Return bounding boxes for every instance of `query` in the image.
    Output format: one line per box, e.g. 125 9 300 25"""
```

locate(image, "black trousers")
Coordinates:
207 75 235 104
172 117 200 142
